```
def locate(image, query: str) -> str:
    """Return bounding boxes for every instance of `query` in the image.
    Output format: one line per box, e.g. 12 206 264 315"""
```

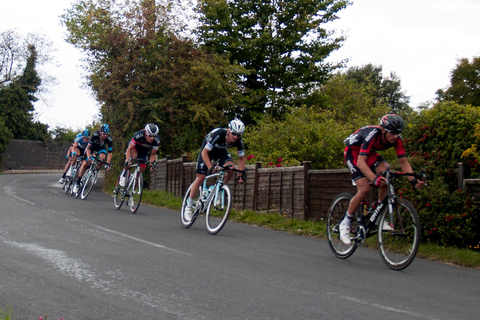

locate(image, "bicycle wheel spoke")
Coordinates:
180 183 201 228
128 173 143 214
378 199 420 270
113 173 124 210
205 184 232 235
326 193 358 259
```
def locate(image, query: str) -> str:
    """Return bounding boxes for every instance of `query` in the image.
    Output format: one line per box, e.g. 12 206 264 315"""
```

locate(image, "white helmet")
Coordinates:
228 119 245 136
145 123 159 136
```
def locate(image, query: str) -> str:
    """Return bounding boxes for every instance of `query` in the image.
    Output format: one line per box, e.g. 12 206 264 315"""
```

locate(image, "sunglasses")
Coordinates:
147 134 156 138
231 132 241 137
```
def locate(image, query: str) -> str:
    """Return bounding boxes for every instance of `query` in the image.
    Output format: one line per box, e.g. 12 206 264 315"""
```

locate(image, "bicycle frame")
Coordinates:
194 170 225 217
355 169 426 244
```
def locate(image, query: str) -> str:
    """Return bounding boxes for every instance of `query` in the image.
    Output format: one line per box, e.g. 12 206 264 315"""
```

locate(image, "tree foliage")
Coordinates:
196 0 350 124
343 64 411 113
245 70 390 169
62 0 245 160
436 56 480 106
0 43 50 142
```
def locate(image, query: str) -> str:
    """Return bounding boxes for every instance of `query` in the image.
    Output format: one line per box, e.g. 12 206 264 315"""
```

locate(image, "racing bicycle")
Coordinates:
62 155 85 195
180 163 246 235
113 158 153 214
75 155 109 200
326 168 427 270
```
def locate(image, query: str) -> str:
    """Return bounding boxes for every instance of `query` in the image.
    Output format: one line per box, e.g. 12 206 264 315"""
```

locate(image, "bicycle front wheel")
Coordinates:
113 173 124 210
128 172 143 214
378 198 420 270
205 184 232 235
180 183 202 228
80 169 97 200
326 193 358 259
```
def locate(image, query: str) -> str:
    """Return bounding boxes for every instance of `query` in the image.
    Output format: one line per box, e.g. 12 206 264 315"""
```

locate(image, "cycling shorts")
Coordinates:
196 150 233 175
344 147 386 185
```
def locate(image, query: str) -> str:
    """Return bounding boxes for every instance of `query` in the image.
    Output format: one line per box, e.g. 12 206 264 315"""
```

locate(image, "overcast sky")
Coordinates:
1 0 479 130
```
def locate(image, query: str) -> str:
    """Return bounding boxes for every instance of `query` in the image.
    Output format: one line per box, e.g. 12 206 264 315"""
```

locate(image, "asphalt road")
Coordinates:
0 173 478 320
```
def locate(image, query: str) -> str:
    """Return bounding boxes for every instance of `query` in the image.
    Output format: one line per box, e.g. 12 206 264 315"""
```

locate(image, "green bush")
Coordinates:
401 102 480 249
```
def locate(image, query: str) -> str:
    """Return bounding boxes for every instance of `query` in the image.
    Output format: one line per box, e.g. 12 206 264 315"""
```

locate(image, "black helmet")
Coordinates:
380 114 404 134
82 129 90 137
145 123 159 136
100 123 110 133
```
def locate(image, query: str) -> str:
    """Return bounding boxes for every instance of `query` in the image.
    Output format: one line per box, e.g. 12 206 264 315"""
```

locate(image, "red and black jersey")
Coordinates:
344 125 406 159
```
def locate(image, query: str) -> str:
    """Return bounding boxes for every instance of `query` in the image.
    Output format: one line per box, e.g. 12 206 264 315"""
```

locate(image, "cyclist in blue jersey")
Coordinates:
59 130 89 183
340 114 424 244
73 124 113 194
184 119 246 221
119 123 160 187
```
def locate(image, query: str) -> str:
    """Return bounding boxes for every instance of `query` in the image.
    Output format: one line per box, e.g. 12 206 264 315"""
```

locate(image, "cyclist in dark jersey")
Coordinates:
184 119 246 221
119 123 160 186
340 114 424 244
73 124 113 193
59 130 88 183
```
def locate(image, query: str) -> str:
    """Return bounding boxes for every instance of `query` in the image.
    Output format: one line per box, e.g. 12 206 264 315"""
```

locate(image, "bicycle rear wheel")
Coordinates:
80 169 97 200
205 184 232 235
180 183 202 228
378 198 420 270
113 172 125 209
63 177 71 193
128 172 143 214
326 193 358 259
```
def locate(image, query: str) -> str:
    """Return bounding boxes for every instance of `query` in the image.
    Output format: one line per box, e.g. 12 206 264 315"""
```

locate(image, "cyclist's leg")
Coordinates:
373 160 389 200
97 150 107 170
218 152 234 183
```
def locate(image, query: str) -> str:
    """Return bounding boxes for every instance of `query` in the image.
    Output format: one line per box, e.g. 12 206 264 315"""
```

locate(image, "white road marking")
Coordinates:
326 292 440 320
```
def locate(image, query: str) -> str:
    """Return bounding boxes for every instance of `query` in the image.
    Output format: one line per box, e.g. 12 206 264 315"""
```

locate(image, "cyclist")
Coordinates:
59 129 90 183
340 114 424 244
58 131 84 183
119 123 160 187
184 119 246 221
73 124 113 194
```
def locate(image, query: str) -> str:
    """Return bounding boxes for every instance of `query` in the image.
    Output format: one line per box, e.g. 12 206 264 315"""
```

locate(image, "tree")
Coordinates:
436 56 480 106
62 0 245 159
0 44 50 141
344 64 411 114
196 0 350 124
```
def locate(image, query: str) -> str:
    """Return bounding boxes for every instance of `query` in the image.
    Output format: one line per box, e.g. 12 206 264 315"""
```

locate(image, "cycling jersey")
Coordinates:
88 131 113 155
129 129 160 157
344 125 405 161
196 128 245 174
73 135 89 150
344 125 406 183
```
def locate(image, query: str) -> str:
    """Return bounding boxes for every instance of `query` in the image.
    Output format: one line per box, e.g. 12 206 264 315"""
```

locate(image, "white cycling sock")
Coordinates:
187 198 194 207
341 212 353 226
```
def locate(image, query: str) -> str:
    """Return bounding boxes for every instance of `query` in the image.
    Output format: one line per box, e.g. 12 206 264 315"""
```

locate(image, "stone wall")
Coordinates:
1 139 70 173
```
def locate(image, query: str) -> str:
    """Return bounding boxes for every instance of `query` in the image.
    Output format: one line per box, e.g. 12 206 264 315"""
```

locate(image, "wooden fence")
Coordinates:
150 156 360 220
149 157 480 221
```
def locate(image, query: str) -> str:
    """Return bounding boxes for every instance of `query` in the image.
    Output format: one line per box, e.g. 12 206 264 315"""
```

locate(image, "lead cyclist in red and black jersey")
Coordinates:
184 119 246 221
119 123 160 186
340 114 424 244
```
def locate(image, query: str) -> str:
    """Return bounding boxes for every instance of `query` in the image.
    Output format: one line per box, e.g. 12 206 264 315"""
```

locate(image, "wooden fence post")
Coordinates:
165 155 171 193
181 155 187 196
253 162 261 211
458 162 469 191
303 161 311 220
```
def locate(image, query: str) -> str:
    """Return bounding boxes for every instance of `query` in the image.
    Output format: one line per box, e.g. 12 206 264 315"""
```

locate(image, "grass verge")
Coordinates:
123 189 480 270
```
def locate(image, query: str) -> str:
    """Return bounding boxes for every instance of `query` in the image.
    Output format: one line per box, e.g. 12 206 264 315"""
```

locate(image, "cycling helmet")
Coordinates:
82 129 90 137
100 123 110 133
228 118 245 136
380 114 404 134
145 123 159 136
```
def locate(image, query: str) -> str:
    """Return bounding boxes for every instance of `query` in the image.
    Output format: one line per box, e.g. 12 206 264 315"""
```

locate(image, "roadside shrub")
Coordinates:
401 102 480 249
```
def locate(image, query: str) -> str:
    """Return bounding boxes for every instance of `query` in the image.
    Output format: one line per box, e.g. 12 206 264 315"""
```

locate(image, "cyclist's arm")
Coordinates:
399 157 424 188
238 155 245 175
201 147 212 172
357 155 377 182
125 142 135 162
